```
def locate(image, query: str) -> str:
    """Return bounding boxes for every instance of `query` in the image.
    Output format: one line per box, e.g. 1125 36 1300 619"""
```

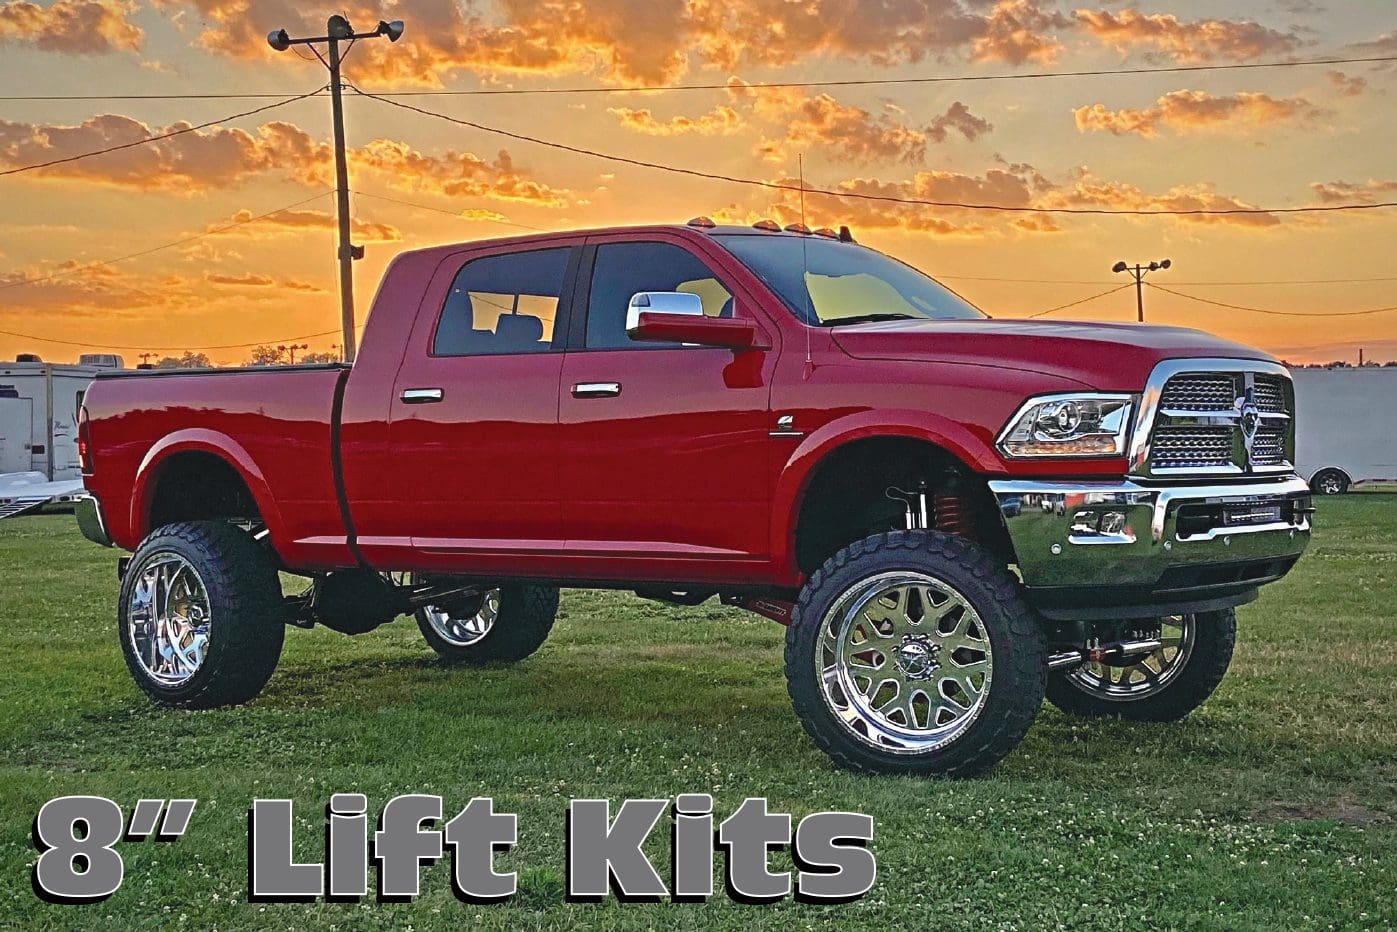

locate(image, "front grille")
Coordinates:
1139 365 1295 476
1253 375 1287 413
1159 374 1234 412
1150 426 1234 469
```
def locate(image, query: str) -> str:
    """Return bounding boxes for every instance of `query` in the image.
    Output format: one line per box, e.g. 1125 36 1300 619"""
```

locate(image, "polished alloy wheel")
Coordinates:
817 571 994 753
1064 615 1195 701
1318 474 1345 495
127 552 212 687
421 589 500 648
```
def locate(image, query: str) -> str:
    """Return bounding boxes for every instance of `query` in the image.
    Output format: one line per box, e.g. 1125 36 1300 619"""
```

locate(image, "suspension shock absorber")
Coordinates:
932 491 975 539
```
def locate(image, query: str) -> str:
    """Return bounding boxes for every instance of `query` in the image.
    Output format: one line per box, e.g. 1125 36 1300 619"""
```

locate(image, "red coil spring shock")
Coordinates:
933 493 975 539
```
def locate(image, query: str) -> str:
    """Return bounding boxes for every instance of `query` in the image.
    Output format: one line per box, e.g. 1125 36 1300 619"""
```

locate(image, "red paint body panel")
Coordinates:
80 224 1283 591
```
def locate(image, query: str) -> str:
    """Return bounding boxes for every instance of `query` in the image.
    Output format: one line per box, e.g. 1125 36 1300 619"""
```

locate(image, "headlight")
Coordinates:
997 394 1135 458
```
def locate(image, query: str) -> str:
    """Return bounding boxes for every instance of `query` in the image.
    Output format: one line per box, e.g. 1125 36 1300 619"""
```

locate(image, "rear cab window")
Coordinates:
434 247 571 356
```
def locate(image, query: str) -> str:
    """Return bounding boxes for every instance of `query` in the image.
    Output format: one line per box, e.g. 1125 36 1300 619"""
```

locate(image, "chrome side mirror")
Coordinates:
625 291 704 336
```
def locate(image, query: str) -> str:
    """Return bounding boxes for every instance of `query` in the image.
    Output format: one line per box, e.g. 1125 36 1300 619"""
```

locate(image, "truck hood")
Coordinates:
829 318 1274 390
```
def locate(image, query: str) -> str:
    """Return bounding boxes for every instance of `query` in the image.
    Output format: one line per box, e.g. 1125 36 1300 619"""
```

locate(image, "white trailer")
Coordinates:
0 354 123 482
1292 366 1397 494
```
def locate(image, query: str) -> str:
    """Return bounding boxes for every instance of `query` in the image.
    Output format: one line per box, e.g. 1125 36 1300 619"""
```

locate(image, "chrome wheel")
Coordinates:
817 571 993 754
421 589 500 648
127 553 212 688
1065 615 1195 701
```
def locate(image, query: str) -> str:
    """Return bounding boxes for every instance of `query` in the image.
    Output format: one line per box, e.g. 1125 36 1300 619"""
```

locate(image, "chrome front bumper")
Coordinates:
990 476 1311 619
75 492 113 548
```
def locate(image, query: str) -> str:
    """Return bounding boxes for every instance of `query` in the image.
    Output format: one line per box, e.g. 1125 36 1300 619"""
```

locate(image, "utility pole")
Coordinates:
278 343 309 364
139 352 156 366
268 16 404 364
1112 258 1172 322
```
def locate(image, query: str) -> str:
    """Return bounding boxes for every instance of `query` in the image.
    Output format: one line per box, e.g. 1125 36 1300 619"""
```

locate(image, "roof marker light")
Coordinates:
783 223 812 234
813 227 838 238
687 216 717 228
752 219 782 232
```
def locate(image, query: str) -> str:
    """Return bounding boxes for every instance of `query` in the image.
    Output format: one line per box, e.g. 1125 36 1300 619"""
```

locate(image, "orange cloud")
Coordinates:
1073 90 1325 138
1309 179 1397 204
1075 8 1301 62
0 112 568 207
0 260 199 319
346 140 570 207
153 0 1080 87
204 271 326 291
1326 71 1367 97
727 80 991 166
607 104 743 136
970 0 1072 65
0 0 141 54
217 208 402 242
0 115 325 191
1044 171 1282 227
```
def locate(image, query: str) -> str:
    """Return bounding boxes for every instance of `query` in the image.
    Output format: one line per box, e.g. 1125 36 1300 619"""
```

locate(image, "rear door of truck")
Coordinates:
379 236 586 572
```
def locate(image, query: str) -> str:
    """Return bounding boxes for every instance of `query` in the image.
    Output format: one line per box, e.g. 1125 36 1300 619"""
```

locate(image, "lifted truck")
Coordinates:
76 221 1311 776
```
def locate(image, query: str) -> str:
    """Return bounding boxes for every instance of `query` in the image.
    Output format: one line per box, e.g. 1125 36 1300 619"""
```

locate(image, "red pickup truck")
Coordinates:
76 221 1311 776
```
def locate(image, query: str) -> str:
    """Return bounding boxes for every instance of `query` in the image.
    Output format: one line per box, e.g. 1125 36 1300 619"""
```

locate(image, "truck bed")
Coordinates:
81 365 353 567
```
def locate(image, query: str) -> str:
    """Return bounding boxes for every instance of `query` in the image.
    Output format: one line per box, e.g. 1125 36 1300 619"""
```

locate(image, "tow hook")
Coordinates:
1047 637 1164 671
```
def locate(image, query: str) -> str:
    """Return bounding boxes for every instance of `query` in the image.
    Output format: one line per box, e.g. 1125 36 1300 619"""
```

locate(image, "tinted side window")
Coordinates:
585 242 733 349
434 247 570 356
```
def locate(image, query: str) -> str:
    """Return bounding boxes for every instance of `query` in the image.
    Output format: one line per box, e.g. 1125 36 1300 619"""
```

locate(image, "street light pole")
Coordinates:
267 16 404 364
1112 258 1172 322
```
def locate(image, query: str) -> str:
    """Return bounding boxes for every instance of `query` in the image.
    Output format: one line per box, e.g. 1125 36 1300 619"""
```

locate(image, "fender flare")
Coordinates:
769 409 1001 582
131 429 289 549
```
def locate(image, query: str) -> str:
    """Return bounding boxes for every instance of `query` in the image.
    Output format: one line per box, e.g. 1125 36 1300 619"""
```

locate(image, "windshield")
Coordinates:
713 234 985 325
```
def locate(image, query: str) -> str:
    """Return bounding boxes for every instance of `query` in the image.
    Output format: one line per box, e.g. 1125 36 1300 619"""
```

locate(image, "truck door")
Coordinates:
558 234 779 577
380 242 580 572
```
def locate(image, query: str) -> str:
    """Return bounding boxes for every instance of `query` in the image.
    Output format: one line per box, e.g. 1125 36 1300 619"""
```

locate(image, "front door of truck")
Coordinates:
382 241 581 573
558 234 779 580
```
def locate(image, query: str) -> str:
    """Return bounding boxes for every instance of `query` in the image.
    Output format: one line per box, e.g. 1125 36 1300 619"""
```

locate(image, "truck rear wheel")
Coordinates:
416 584 559 664
1045 611 1234 721
118 521 285 709
785 530 1046 777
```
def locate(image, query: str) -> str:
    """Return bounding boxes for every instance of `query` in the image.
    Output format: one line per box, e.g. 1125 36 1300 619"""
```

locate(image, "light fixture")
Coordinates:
267 28 291 51
378 20 405 41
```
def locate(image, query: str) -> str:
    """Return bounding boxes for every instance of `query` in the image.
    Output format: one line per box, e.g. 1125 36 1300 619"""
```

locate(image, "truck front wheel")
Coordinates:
118 521 285 709
416 584 559 664
785 530 1046 777
1045 611 1234 721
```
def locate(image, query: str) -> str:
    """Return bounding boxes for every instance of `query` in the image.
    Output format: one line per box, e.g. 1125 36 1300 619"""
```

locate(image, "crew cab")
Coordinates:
76 221 1312 776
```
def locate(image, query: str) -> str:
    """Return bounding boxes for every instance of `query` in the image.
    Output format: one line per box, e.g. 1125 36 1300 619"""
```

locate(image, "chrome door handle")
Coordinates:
572 381 621 398
400 388 444 404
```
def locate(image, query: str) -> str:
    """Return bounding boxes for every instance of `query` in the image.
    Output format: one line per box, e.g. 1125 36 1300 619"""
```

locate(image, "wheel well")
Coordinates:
145 451 262 533
792 437 1009 575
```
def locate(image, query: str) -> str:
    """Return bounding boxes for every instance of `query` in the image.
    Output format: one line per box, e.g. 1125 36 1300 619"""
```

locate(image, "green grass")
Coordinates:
1 499 1395 930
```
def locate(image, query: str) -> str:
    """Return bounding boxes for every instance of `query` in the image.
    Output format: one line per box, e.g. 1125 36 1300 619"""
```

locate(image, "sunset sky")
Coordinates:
1 0 1394 366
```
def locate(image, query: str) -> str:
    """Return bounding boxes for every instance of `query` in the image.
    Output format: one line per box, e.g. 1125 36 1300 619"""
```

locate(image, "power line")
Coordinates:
1147 283 1397 317
0 327 340 352
6 54 1397 101
354 191 547 231
353 89 1397 217
0 89 325 177
1024 284 1134 318
0 192 332 292
354 54 1397 96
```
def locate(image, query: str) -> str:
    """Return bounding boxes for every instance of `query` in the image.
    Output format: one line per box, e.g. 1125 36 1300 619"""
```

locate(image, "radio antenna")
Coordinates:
799 153 813 371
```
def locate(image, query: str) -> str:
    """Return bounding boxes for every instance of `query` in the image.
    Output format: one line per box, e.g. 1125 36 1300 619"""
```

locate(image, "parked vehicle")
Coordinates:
1292 367 1397 494
1 354 121 481
76 222 1312 776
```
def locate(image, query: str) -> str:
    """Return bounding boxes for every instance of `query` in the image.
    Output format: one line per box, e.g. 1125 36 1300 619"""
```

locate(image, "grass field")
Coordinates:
2 499 1395 930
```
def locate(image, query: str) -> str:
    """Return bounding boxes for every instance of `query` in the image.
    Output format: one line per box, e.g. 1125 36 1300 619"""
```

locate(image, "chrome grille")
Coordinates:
1159 374 1234 412
1134 361 1296 477
1253 375 1287 413
1150 426 1234 469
